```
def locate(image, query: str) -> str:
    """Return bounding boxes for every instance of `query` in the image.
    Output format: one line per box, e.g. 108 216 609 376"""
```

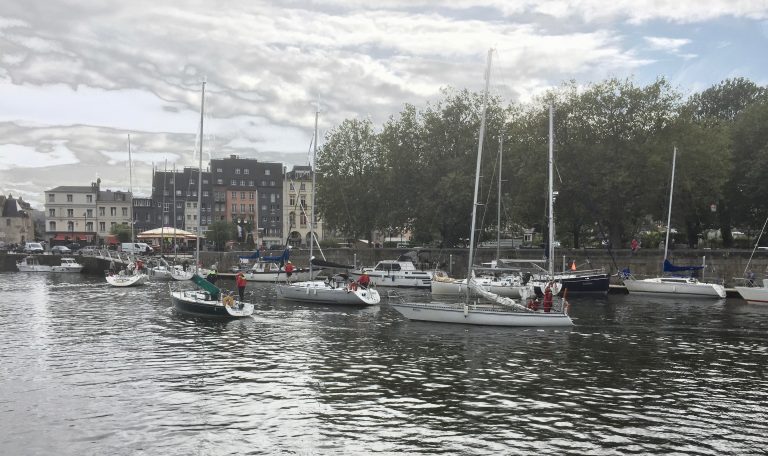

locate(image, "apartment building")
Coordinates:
0 194 35 244
44 182 100 244
283 165 323 247
152 167 212 235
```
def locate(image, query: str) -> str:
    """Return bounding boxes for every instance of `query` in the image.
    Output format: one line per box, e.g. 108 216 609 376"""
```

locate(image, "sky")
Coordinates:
1 0 767 210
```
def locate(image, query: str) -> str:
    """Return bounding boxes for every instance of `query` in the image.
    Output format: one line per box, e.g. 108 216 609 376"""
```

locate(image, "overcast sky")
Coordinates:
1 1 767 209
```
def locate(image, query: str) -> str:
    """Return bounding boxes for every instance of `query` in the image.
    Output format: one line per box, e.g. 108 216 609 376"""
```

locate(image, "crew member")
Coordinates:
358 272 370 289
542 284 553 313
284 261 294 283
236 271 247 302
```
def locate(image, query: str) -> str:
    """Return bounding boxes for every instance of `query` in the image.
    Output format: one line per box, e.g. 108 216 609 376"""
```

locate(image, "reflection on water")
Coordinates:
0 273 766 455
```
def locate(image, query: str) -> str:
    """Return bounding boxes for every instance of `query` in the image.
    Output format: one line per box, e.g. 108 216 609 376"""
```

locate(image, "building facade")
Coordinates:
97 189 133 239
211 155 283 247
151 167 212 235
283 165 323 247
0 195 35 244
44 182 100 245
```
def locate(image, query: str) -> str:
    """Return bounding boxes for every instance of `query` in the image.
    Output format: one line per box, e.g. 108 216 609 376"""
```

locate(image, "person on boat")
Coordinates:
206 269 218 285
135 259 144 271
631 238 639 255
542 284 553 313
284 261 294 283
357 272 370 289
236 271 247 302
182 259 189 271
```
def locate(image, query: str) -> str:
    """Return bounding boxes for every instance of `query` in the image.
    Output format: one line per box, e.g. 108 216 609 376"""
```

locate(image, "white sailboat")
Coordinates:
107 135 148 287
170 81 254 318
391 50 573 327
622 147 726 298
276 104 381 306
734 214 768 304
16 256 84 273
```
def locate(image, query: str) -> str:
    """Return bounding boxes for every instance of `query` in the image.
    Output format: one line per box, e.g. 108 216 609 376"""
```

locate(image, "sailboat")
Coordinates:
622 147 726 298
106 134 148 287
390 50 573 327
275 104 381 306
734 214 768 304
170 81 254 318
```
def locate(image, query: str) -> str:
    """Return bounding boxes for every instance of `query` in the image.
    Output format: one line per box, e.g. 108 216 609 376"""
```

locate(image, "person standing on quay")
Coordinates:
631 238 639 255
236 271 247 302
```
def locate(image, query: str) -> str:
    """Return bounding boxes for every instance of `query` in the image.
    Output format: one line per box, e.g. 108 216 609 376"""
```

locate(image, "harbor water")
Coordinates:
1 272 766 455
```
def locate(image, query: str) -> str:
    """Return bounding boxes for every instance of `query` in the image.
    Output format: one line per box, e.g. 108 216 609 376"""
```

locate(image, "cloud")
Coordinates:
644 36 692 52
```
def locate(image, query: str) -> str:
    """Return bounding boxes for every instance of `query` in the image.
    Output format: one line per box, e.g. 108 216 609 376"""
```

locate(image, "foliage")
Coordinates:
110 223 132 243
206 220 237 251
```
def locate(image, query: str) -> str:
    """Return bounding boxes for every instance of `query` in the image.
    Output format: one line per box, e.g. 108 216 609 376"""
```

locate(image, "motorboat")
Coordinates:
171 274 254 318
735 279 768 304
350 259 431 288
16 256 51 272
51 257 85 273
276 275 380 306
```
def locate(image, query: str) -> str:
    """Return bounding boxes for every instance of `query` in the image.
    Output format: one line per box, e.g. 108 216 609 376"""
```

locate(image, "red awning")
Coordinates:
54 234 67 241
105 235 118 245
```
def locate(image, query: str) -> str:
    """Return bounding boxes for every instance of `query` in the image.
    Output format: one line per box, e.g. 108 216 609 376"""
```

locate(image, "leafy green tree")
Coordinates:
110 223 132 242
206 220 236 251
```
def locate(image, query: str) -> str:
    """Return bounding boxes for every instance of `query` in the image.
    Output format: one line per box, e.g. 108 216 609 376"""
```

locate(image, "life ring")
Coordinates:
223 295 235 307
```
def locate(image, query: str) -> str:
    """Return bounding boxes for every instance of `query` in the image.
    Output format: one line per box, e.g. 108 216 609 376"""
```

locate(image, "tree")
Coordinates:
110 223 132 243
206 220 236 251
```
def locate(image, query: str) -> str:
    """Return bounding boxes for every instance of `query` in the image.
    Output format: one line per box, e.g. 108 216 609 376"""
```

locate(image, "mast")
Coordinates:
196 81 205 268
161 160 167 254
172 164 177 261
309 102 319 278
496 135 503 261
663 147 677 263
548 105 554 276
128 134 134 243
466 48 493 300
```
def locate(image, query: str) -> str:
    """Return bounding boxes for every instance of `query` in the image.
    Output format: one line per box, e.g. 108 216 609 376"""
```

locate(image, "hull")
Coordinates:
106 273 148 287
431 277 530 298
350 271 431 288
17 264 53 272
623 278 726 298
50 265 84 273
556 273 610 294
171 290 254 318
244 268 316 283
734 286 768 304
390 302 573 327
276 281 380 306
171 268 196 281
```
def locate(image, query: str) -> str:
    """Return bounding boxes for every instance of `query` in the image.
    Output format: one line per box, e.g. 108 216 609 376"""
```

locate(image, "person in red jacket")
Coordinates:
357 272 370 289
236 271 247 302
542 284 553 313
284 261 294 283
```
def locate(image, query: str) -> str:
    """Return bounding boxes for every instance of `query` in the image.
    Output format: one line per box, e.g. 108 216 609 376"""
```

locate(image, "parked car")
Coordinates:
24 242 45 254
66 242 82 252
51 245 72 254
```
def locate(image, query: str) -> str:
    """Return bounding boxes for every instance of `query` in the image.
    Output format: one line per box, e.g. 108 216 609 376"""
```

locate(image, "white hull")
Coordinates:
350 271 431 288
106 273 148 287
431 276 530 298
276 281 380 306
147 266 174 280
16 257 83 273
623 277 726 298
50 265 84 273
17 265 53 272
390 302 573 327
735 286 768 304
171 268 196 281
244 269 316 283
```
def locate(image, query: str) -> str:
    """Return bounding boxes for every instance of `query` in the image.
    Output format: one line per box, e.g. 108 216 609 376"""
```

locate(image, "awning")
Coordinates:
54 234 67 241
105 235 118 245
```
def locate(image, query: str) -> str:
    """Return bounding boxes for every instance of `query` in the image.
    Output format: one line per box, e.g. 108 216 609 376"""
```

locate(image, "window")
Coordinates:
217 179 223 185
240 204 245 213
122 207 128 216
231 192 237 199
265 169 271 175
262 204 267 211
86 195 93 203
249 192 255 200
99 222 106 232
187 214 191 220
270 194 276 203
99 207 105 216
289 183 295 191
289 197 295 206
231 179 237 185
203 191 209 197
86 209 93 217
231 204 237 213
248 180 254 186
110 222 117 229
261 181 266 186
244 169 250 175
67 194 73 202
67 209 74 217
270 180 275 187
49 208 55 217
300 183 306 191
235 168 241 174
203 178 208 184
300 197 306 208
48 194 55 202
110 207 116 216
289 212 295 227
49 221 56 231
300 213 307 226
240 180 246 186
249 204 255 213
240 192 245 199
86 222 93 232
217 167 223 173
67 221 74 231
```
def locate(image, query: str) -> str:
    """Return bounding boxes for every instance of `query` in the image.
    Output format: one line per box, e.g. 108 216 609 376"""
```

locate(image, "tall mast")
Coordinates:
172 164 177 261
664 147 677 263
466 48 493 300
496 135 503 261
196 81 205 268
161 160 167 252
548 105 555 276
309 102 319 277
128 134 134 243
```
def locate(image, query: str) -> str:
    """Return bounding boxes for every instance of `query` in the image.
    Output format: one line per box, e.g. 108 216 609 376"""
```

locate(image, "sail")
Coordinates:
468 278 531 311
663 259 704 272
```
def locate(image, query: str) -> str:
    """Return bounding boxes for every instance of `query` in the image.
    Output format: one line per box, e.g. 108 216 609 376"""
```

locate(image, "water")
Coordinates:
1 272 766 455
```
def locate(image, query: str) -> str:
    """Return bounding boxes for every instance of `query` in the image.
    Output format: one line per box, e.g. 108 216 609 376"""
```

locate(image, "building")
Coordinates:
97 189 133 239
210 155 283 247
0 194 35 244
44 181 100 245
132 197 159 235
283 165 323 247
151 167 212 236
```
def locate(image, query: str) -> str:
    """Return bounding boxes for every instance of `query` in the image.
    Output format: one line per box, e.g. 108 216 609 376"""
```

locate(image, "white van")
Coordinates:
120 242 153 254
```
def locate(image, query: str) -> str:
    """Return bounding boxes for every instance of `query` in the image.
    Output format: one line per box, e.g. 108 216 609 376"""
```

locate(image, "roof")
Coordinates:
47 186 95 193
2 195 24 217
